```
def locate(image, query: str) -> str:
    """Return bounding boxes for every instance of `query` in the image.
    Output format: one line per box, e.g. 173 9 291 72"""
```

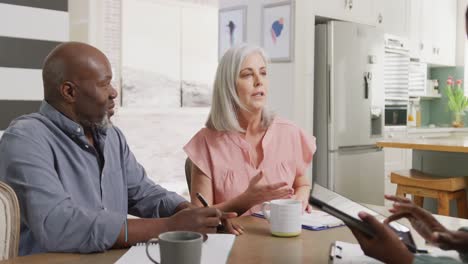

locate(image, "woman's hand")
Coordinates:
241 171 293 206
221 218 245 236
384 195 448 243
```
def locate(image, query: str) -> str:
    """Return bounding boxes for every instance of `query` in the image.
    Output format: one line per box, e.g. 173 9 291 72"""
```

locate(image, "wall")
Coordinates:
420 67 466 126
69 0 122 106
0 0 69 129
219 0 315 134
456 0 468 66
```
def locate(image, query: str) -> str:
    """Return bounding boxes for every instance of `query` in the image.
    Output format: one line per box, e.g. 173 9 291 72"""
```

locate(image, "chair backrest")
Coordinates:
0 181 20 260
185 158 193 194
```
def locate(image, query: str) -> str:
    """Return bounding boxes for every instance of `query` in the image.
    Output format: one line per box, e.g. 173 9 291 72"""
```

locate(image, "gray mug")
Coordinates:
145 231 203 264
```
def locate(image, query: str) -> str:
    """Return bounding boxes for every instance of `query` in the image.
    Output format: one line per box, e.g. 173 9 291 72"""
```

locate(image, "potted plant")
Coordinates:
445 77 468 128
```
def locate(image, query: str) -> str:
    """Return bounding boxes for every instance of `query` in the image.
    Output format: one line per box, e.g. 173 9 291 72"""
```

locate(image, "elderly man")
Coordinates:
0 42 235 256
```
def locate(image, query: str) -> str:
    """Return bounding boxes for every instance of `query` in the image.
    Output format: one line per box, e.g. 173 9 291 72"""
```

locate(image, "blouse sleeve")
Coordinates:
183 129 213 179
295 128 317 177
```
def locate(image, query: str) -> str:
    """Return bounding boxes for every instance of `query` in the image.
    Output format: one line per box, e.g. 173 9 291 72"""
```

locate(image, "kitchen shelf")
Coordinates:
409 94 442 100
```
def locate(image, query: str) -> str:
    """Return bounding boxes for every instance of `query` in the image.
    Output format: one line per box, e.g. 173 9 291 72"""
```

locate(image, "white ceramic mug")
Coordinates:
261 199 302 237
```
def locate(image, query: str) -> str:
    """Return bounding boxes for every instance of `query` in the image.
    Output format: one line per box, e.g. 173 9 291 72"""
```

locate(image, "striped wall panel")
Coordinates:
0 67 43 100
0 0 68 130
0 0 67 12
0 3 68 42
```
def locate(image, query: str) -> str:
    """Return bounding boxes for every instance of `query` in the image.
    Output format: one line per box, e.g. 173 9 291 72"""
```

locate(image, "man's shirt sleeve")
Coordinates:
115 127 186 218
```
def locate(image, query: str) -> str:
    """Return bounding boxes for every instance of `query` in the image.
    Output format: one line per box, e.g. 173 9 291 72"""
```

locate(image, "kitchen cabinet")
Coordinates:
313 0 378 26
408 0 456 66
376 0 409 38
383 128 412 205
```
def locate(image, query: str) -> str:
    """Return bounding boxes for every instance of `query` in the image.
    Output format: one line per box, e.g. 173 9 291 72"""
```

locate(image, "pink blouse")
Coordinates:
183 117 316 215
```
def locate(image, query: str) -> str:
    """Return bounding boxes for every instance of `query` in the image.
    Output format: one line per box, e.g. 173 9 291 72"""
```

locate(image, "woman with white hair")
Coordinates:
184 44 316 225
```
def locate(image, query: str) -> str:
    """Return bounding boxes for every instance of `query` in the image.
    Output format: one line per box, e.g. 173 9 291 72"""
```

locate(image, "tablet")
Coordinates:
309 185 418 253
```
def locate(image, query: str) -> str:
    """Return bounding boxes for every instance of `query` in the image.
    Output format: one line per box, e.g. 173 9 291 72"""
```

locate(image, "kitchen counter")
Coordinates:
377 135 468 153
385 126 468 135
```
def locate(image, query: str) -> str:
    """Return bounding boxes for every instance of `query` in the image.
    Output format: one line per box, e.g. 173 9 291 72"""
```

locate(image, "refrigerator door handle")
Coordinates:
327 64 332 121
334 145 383 153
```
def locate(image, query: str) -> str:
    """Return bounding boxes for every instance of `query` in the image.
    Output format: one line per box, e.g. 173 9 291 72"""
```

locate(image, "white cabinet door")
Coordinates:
313 0 377 26
409 0 456 65
376 0 409 37
419 0 434 63
408 0 422 58
431 0 456 66
346 0 377 26
312 0 348 20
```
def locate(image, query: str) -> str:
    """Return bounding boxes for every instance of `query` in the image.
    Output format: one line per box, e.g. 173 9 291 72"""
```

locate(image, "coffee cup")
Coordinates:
145 231 203 264
261 199 302 237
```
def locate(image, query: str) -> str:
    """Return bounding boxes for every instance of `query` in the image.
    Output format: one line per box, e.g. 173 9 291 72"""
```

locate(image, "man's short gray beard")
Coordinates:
80 114 112 131
96 115 112 130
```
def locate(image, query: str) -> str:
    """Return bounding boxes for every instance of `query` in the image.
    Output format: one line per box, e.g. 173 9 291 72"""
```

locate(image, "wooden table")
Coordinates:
2 205 467 264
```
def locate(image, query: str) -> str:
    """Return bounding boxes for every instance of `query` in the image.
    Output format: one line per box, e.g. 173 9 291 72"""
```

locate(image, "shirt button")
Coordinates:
76 127 81 133
85 145 89 149
103 207 107 211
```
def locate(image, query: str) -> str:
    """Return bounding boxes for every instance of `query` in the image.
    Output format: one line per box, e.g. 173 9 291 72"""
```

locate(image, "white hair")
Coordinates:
206 44 274 132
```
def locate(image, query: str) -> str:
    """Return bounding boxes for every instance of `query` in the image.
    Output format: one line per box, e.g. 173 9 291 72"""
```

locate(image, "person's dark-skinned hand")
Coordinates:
166 207 237 234
385 195 468 251
348 212 414 264
384 195 448 243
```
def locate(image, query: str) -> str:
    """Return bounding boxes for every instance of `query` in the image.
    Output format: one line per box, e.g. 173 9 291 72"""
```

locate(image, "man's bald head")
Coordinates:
42 42 111 104
41 42 117 130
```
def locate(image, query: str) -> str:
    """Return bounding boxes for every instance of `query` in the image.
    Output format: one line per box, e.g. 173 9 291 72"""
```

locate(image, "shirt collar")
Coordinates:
38 100 108 138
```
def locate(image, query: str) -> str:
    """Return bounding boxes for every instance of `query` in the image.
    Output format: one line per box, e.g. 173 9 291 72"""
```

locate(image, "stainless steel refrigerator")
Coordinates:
313 21 385 205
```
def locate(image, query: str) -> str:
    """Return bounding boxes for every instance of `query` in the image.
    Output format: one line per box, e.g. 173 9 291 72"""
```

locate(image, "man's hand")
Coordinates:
167 207 237 234
431 230 468 251
241 171 293 206
349 212 414 264
384 195 448 243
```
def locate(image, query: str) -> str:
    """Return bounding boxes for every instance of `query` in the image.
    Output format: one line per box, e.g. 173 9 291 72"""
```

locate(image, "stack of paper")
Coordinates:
115 234 236 264
330 241 462 264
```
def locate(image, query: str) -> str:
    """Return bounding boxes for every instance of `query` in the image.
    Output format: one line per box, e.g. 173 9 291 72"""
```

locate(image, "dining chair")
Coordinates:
185 158 193 194
0 180 20 260
391 169 468 218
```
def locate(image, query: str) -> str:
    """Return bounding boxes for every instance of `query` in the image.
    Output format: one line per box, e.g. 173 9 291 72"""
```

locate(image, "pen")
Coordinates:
196 192 225 232
196 192 209 207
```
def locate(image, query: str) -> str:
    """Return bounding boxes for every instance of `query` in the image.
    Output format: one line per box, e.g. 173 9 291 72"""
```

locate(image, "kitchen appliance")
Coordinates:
383 35 410 126
313 21 385 205
385 106 407 126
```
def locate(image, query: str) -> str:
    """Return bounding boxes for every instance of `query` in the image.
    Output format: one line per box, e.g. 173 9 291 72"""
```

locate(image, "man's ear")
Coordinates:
60 81 76 103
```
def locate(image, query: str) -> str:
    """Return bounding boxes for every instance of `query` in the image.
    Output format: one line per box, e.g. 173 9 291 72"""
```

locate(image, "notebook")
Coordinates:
252 209 345 230
115 234 236 264
330 241 462 264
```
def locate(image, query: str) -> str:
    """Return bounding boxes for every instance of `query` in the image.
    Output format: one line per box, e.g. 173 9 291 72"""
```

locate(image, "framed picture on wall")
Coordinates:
261 1 294 62
218 6 247 59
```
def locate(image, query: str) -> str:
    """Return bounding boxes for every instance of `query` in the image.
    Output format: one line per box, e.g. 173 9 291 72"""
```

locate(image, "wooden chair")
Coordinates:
391 169 468 218
185 158 193 194
0 181 20 260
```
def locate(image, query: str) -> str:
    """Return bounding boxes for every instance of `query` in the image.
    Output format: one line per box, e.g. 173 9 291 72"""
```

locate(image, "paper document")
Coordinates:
330 241 462 264
253 209 345 230
115 234 236 264
330 241 382 264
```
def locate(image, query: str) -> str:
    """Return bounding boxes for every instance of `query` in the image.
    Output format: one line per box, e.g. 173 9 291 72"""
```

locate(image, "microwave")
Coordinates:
385 106 407 126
